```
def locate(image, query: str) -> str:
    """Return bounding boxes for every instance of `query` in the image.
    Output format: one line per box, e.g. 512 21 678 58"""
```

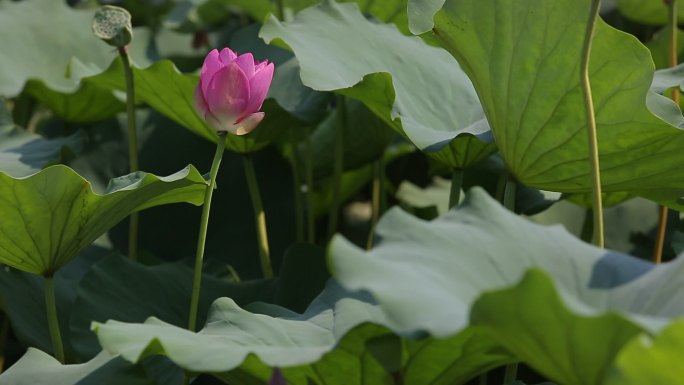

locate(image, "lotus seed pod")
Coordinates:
92 5 133 48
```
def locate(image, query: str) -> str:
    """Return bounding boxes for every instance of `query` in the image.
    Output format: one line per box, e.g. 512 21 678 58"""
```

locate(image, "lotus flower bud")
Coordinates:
194 48 275 135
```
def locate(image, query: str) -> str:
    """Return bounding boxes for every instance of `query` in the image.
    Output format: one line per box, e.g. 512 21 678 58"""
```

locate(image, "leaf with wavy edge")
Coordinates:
94 189 684 385
93 279 514 384
617 0 684 25
331 188 684 384
424 0 684 197
93 282 386 383
0 348 173 385
605 319 684 384
260 0 495 169
0 165 207 275
470 270 644 385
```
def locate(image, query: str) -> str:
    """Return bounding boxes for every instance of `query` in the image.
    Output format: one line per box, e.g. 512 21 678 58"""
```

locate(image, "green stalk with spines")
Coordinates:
580 0 604 248
188 135 225 332
243 154 274 279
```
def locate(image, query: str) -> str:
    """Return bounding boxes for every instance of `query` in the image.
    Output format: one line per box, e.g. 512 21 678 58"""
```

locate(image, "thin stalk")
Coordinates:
305 135 315 243
654 0 678 263
495 172 507 203
503 177 517 213
500 175 518 381
653 207 668 263
366 158 384 250
275 0 285 20
503 363 518 384
449 168 463 209
44 275 65 363
0 313 8 373
478 373 487 385
291 144 305 243
327 95 346 240
580 0 605 248
119 46 140 260
243 154 274 279
188 135 225 332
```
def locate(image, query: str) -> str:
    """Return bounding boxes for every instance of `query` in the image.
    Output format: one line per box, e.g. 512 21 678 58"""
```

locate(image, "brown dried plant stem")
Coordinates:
580 0 605 248
653 0 679 263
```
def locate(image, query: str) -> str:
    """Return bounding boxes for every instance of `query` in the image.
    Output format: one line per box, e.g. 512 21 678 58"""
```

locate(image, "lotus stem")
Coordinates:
449 168 463 208
580 0 604 248
278 0 286 21
0 313 8 372
503 176 517 213
188 135 225 332
291 146 305 243
499 174 518 381
654 0 678 263
305 134 315 243
503 363 518 384
44 275 65 363
366 158 384 250
327 95 346 241
118 46 140 260
243 154 274 279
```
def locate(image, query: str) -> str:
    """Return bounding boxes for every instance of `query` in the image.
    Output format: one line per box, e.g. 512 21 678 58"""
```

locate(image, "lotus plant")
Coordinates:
189 48 274 331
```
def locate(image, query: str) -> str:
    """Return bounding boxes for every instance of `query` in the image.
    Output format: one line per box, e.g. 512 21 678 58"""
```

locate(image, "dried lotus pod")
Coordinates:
92 5 132 48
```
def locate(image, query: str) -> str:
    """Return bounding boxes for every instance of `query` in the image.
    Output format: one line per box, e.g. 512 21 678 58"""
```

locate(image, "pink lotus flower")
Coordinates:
194 48 274 135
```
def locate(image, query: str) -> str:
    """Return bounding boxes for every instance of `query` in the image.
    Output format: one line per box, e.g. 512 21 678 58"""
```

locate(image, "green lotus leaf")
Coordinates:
0 0 118 98
0 349 175 385
426 0 684 201
93 279 513 384
470 270 644 385
605 319 684 384
617 0 684 25
0 165 207 275
0 124 84 177
260 0 495 169
331 188 684 384
0 0 157 122
93 282 387 383
0 247 111 360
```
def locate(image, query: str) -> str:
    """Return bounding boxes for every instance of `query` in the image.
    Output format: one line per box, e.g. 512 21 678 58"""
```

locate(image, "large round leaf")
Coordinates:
0 165 207 275
331 188 684 384
93 281 513 385
427 0 684 199
605 319 684 384
617 0 684 25
260 0 495 169
0 101 84 177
